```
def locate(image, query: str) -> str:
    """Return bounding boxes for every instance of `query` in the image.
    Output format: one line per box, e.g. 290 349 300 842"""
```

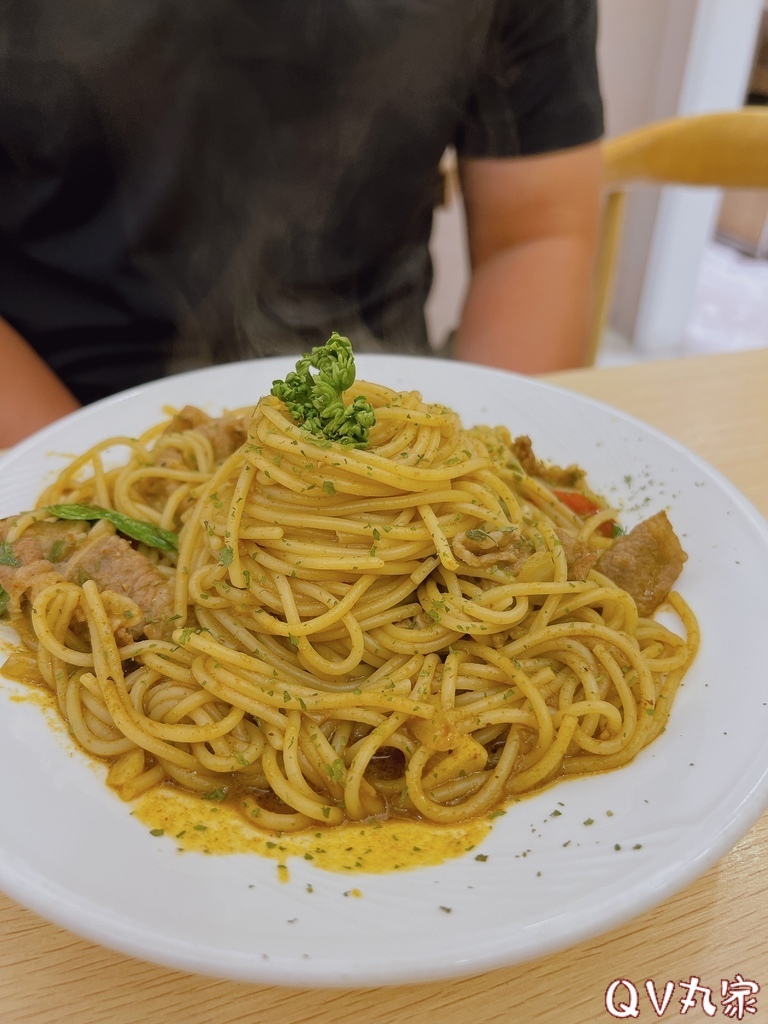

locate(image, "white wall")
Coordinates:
425 176 468 351
598 0 697 136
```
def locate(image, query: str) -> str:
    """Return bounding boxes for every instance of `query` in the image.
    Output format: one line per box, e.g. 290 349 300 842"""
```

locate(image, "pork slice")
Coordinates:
0 559 66 614
510 435 585 487
65 534 175 639
166 405 247 462
140 442 190 504
1 517 89 563
555 530 598 581
142 406 248 509
452 525 533 574
0 519 90 613
596 510 687 616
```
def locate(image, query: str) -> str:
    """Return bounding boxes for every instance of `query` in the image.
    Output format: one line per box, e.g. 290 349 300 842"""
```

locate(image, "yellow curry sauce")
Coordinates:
1 646 493 877
133 786 492 876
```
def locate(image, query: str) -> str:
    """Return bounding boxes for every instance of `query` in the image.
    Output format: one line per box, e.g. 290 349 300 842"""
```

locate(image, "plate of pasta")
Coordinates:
1 342 768 988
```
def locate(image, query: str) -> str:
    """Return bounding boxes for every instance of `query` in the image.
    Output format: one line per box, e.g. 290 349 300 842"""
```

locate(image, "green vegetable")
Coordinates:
465 527 494 544
48 538 67 563
45 504 178 553
325 757 346 783
0 541 20 567
270 332 375 448
0 583 9 616
201 787 227 802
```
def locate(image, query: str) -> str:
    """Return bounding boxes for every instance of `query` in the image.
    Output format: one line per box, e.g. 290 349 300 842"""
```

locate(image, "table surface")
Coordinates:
1 348 767 1024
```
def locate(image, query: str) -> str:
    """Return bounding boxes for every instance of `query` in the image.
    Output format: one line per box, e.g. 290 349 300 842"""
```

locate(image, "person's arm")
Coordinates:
451 141 604 375
0 317 81 448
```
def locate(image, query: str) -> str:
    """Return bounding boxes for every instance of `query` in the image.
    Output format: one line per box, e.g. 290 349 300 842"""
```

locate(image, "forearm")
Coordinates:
0 318 80 448
452 232 596 374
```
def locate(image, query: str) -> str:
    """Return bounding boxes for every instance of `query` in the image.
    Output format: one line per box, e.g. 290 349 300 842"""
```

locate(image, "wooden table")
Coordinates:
1 348 767 1024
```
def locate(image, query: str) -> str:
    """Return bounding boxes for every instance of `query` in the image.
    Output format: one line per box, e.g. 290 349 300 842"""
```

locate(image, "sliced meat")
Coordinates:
1 520 174 642
1 517 89 563
140 448 191 506
165 405 247 462
147 444 188 477
452 525 533 573
0 559 66 614
143 406 248 509
555 529 599 581
65 533 175 639
596 510 687 616
100 592 148 646
0 518 90 613
510 435 585 488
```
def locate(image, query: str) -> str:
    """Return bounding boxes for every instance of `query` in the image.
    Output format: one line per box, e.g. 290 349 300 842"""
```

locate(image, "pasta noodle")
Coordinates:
0 367 698 834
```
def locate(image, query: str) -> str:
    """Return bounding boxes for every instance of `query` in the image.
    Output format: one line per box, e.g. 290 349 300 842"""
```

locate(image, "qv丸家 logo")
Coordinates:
604 975 760 1019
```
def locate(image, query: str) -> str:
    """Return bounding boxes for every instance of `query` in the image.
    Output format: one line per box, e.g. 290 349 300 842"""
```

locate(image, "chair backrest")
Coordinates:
588 107 768 366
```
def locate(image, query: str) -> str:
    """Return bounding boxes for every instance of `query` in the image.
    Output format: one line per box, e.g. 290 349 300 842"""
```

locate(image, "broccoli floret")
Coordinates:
270 333 375 448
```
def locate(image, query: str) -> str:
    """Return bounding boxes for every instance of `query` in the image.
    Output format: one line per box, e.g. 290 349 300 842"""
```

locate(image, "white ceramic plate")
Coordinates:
1 355 768 988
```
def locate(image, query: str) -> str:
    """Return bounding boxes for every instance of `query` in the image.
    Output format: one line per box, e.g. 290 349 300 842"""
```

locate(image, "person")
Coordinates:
0 0 604 448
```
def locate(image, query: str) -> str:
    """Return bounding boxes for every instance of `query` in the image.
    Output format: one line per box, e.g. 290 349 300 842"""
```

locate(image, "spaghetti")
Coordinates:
0 356 697 834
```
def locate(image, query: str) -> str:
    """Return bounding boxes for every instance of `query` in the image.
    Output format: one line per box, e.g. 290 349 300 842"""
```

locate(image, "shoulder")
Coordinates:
456 0 604 160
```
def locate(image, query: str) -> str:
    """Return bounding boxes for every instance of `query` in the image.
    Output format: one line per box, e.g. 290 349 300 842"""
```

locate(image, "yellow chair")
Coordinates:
589 107 768 365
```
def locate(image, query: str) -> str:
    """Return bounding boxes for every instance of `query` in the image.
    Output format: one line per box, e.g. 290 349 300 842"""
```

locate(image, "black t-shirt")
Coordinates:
0 0 603 404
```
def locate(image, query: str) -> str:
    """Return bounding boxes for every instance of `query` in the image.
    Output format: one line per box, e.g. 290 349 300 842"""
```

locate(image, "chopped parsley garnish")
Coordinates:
201 788 227 802
325 758 346 783
465 527 493 544
0 540 20 567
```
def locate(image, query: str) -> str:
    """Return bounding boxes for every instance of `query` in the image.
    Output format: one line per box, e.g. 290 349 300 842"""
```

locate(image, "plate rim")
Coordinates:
1 354 767 987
